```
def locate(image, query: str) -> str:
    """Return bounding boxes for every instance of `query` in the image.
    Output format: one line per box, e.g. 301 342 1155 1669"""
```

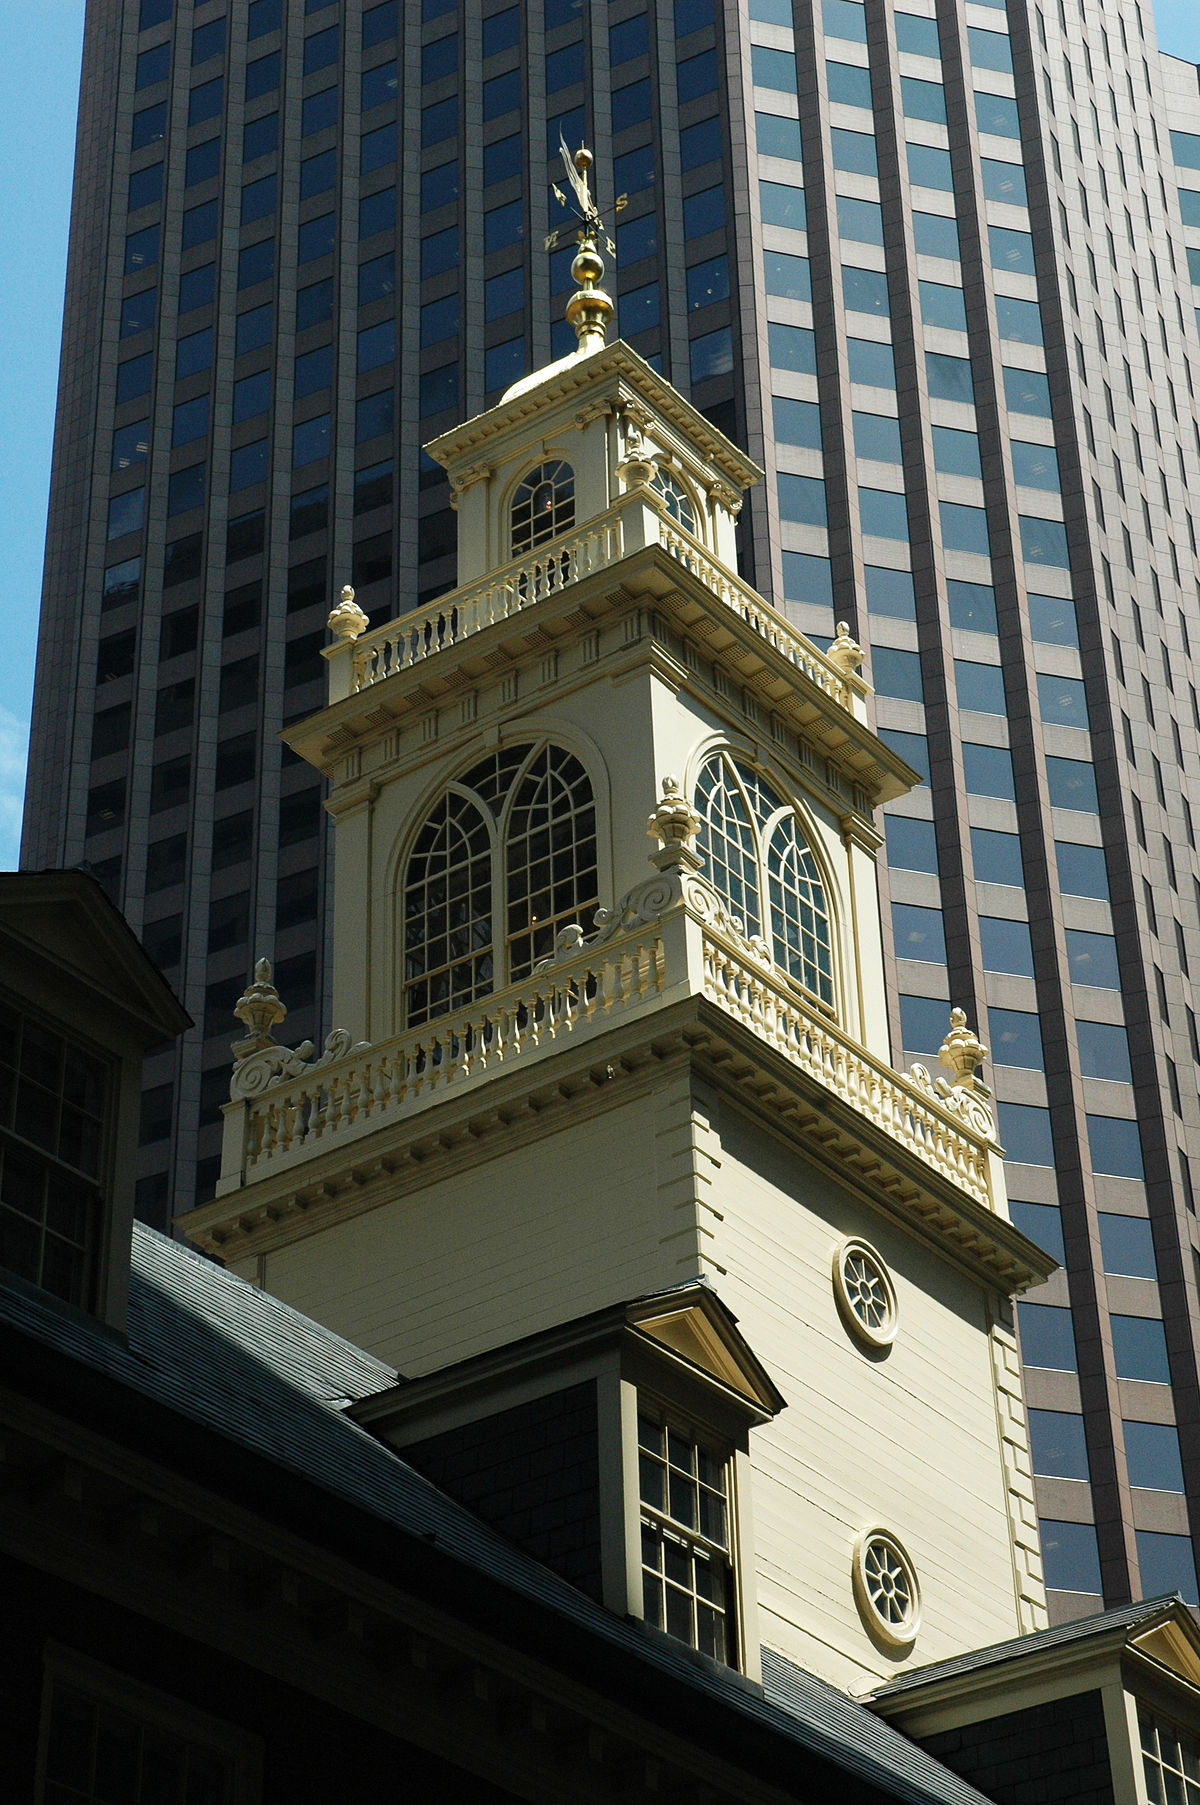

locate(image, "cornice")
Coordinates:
286 545 915 811
182 994 1048 1296
425 339 763 494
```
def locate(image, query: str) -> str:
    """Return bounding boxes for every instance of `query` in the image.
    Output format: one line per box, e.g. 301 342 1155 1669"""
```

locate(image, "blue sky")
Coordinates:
1 0 1199 870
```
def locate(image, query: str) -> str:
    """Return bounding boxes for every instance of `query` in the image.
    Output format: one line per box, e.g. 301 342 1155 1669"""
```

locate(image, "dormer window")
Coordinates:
694 752 834 1007
651 466 698 537
402 741 598 1027
0 999 108 1308
511 460 575 556
638 1410 734 1663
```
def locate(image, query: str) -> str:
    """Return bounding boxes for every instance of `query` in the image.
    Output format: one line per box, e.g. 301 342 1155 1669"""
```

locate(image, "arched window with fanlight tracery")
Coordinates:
511 460 575 556
402 742 599 1026
694 752 834 1007
651 466 698 537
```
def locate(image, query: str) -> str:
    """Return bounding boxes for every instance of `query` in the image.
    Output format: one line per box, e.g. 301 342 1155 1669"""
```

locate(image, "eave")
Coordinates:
425 336 763 496
286 539 917 811
180 991 1052 1297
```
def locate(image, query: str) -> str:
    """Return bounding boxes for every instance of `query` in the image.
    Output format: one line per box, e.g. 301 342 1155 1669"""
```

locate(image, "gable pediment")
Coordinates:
627 1285 786 1419
0 873 190 1044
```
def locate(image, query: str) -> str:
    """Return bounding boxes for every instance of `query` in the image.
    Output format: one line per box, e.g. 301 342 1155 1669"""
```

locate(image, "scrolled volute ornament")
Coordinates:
230 1041 318 1101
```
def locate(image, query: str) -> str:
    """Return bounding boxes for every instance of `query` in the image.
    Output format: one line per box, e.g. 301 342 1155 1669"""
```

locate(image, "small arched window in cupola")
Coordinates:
651 465 698 537
694 752 834 1008
511 460 575 556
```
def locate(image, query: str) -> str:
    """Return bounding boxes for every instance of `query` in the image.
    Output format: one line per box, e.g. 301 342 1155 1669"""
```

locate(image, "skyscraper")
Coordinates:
21 0 1200 1620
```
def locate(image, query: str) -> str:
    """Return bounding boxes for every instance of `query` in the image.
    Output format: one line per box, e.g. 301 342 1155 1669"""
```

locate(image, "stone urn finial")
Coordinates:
233 957 287 1058
618 423 656 490
647 774 704 874
327 584 369 642
937 1007 988 1089
827 620 865 677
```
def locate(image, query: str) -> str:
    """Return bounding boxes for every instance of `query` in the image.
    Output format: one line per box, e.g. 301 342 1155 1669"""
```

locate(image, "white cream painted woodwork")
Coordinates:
183 325 1055 1690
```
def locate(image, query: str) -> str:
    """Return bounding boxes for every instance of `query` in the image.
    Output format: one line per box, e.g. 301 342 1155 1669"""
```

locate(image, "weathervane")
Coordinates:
546 136 625 352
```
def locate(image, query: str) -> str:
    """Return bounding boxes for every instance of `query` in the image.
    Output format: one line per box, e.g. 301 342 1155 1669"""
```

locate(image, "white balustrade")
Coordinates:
341 493 854 712
225 898 994 1217
350 514 625 691
700 935 994 1209
233 931 667 1174
657 523 853 710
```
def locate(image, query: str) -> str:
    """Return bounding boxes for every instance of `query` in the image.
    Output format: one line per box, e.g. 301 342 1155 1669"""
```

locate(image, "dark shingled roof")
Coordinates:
870 1594 1184 1700
0 1225 1001 1805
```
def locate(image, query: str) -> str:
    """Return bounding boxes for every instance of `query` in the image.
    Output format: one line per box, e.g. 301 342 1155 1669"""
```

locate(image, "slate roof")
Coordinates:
870 1594 1185 1700
0 1225 1000 1805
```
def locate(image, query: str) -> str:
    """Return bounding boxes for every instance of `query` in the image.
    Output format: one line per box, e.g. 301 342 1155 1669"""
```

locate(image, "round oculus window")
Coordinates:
853 1528 921 1650
833 1237 898 1348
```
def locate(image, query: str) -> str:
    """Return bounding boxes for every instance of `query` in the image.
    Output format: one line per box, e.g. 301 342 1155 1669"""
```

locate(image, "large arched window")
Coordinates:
511 460 575 555
402 743 598 1025
694 752 834 1006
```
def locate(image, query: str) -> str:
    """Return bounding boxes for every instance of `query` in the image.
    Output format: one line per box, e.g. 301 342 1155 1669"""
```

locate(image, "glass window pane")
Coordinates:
947 580 997 632
1004 365 1052 416
902 76 946 124
913 210 959 260
932 425 982 476
773 396 822 447
971 827 1023 886
864 565 914 617
831 129 878 176
1065 929 1120 989
980 915 1033 974
1087 1114 1143 1179
1001 1099 1055 1169
1099 1213 1155 1277
926 352 974 402
1039 1518 1102 1593
827 60 872 108
872 645 922 699
843 265 889 314
859 487 908 538
1018 1304 1077 1371
884 815 937 873
898 993 951 1057
892 902 946 964
1125 1422 1184 1492
756 112 803 160
1029 593 1078 645
1078 1021 1132 1084
1112 1315 1170 1384
837 195 883 243
1046 757 1098 814
988 1006 1043 1069
853 411 902 462
941 501 990 556
848 338 895 387
963 745 1016 801
1010 1200 1064 1262
1029 1408 1089 1480
1136 1531 1199 1605
1056 841 1107 898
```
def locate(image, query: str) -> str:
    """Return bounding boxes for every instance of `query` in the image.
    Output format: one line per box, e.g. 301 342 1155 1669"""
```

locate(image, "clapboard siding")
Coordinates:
703 1102 1024 1691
